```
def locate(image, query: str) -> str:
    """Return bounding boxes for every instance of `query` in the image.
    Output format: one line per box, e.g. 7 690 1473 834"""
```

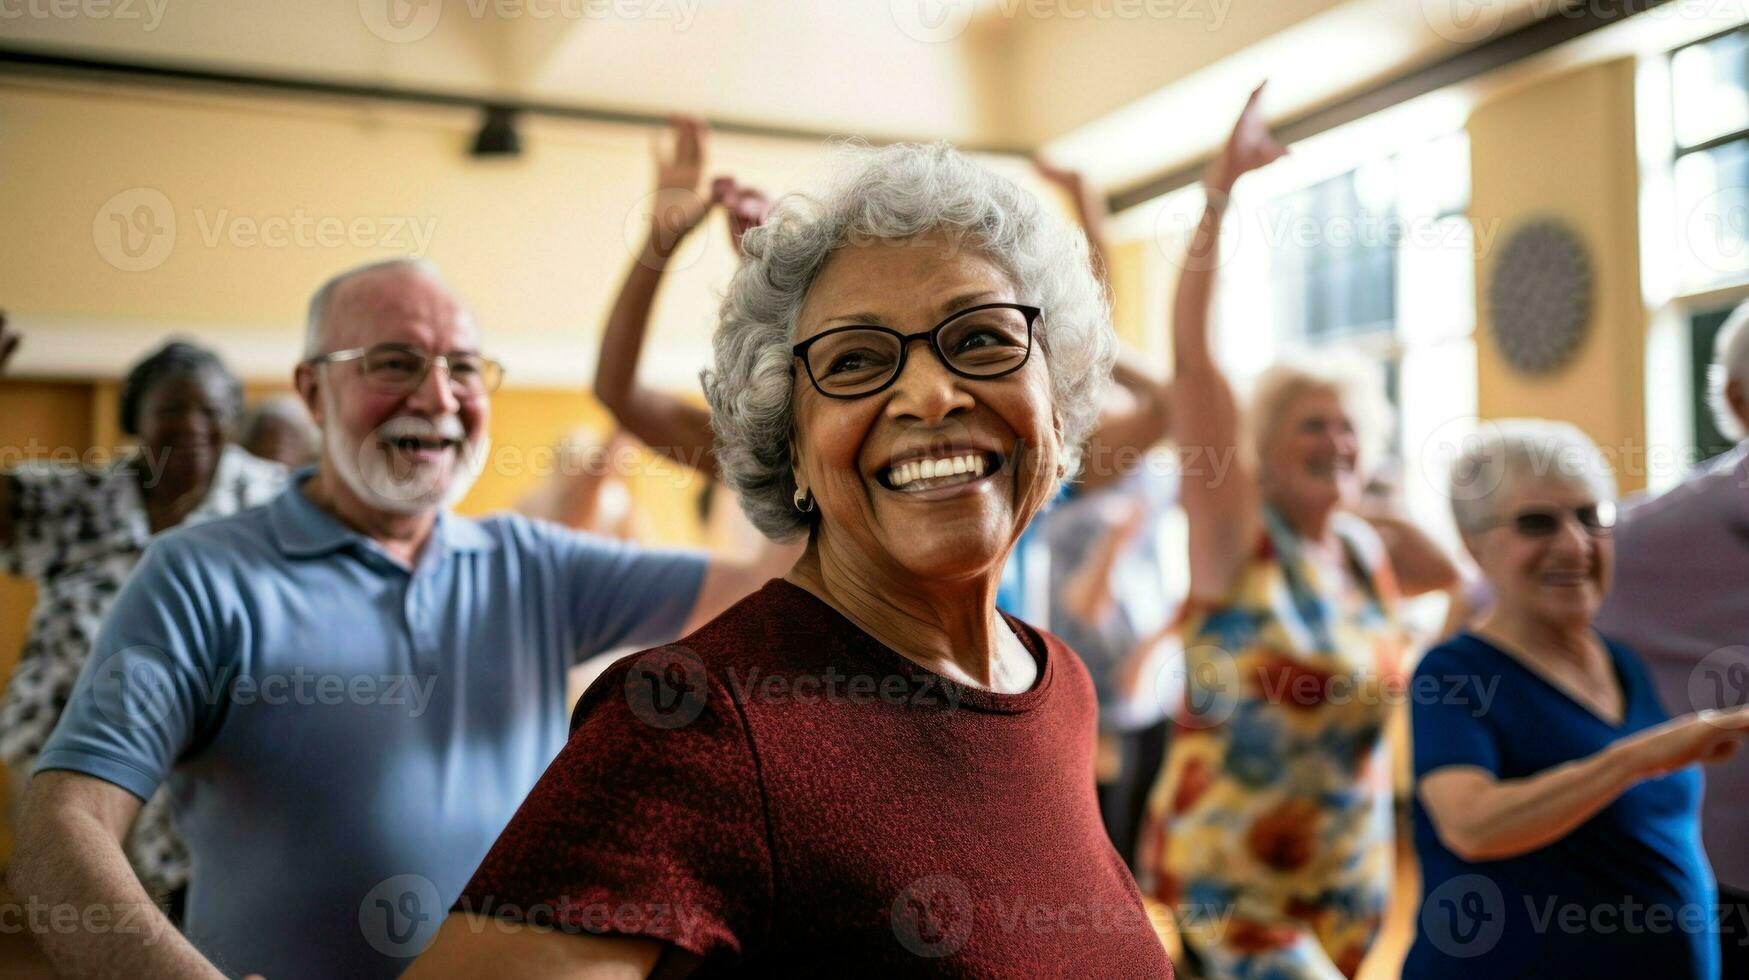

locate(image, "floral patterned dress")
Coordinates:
1137 506 1405 980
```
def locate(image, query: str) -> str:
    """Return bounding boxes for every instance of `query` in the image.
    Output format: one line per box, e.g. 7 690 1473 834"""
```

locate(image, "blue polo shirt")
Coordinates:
36 477 707 979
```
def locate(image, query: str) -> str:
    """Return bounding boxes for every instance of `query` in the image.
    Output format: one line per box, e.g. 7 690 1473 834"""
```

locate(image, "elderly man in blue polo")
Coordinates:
6 258 779 979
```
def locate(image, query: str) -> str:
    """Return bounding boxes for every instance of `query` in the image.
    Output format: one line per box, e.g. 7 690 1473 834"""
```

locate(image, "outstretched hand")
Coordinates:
0 311 19 376
1625 704 1749 779
650 116 711 254
1205 82 1286 196
712 176 771 255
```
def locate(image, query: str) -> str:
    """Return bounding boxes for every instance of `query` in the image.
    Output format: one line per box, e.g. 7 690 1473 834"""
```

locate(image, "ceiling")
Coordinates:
3 0 1742 190
0 0 1548 142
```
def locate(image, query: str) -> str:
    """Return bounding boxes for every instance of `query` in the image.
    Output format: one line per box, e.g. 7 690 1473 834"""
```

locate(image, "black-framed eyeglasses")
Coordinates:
791 303 1040 399
304 344 505 397
1480 501 1618 538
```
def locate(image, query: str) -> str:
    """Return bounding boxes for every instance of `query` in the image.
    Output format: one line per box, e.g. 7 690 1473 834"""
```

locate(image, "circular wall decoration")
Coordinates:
1487 219 1592 376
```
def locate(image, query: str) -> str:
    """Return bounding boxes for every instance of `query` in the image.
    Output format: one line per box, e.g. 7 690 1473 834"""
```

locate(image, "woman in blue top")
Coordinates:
1408 419 1749 979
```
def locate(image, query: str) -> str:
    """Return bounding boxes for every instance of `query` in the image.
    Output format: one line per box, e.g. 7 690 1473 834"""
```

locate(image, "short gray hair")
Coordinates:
1708 300 1749 442
1449 418 1618 534
703 142 1116 540
304 257 444 358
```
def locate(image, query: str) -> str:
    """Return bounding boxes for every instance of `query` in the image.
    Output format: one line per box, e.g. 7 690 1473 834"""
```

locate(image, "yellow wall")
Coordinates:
1468 58 1648 491
0 78 845 394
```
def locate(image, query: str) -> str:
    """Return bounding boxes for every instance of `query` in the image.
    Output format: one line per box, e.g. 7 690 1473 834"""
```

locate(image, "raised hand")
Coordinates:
1205 82 1287 197
649 116 711 257
0 310 18 376
712 176 771 256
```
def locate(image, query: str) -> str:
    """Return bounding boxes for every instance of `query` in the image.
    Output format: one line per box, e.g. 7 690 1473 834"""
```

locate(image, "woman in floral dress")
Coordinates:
1136 86 1450 979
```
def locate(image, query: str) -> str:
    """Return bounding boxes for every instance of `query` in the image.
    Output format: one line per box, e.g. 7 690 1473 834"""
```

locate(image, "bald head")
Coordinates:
304 258 472 358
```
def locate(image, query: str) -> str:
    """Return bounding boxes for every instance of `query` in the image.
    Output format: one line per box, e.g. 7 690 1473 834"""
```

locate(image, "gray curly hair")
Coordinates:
702 142 1116 541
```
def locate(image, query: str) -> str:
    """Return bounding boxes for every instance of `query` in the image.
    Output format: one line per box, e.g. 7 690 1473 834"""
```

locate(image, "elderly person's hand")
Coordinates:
712 176 769 255
648 115 711 258
1617 703 1749 777
1204 82 1286 198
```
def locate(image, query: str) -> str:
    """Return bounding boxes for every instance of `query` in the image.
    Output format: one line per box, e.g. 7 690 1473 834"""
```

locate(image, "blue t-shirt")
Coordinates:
1406 632 1716 979
36 479 706 979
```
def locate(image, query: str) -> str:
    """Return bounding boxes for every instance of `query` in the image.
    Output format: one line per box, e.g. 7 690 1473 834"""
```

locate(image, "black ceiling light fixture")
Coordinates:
470 104 522 157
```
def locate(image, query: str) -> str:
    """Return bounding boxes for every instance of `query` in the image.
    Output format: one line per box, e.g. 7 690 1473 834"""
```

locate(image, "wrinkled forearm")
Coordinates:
1423 745 1640 862
8 786 222 979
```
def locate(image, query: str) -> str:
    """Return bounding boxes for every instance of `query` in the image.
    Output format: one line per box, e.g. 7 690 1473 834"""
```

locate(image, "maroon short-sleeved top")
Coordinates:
457 579 1174 977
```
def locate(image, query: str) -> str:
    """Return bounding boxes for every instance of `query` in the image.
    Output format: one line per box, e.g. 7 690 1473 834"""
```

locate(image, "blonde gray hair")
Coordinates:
1247 351 1394 467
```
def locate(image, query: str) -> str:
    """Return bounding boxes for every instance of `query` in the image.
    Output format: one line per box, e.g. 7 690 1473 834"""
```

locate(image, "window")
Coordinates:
1671 26 1749 288
1270 169 1400 343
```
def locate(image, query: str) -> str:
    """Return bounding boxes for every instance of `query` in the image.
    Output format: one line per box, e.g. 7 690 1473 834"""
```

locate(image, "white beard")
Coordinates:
321 386 489 515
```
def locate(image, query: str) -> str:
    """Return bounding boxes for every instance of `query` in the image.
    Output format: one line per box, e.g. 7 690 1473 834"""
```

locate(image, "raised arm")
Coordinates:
1420 705 1749 861
1033 158 1112 297
8 772 227 979
1031 164 1172 490
1077 359 1173 492
1172 84 1284 600
1061 496 1147 626
594 117 721 479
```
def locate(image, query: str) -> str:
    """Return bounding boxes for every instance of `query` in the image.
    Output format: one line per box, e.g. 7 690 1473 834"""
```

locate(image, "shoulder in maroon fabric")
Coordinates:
461 580 1174 978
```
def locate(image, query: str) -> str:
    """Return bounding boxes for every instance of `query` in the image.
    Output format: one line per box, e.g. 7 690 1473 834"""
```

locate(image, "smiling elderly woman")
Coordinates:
1406 419 1749 979
405 144 1175 978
